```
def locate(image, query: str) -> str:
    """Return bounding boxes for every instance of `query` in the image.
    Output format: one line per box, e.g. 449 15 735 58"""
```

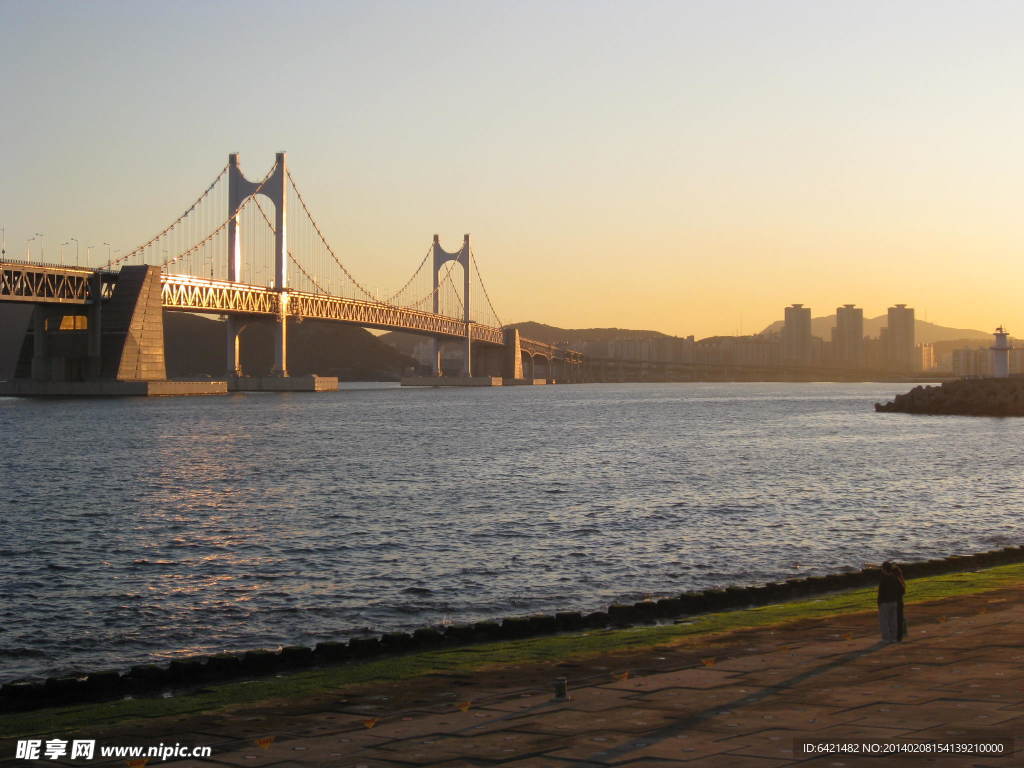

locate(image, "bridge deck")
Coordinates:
161 274 505 344
1 261 580 359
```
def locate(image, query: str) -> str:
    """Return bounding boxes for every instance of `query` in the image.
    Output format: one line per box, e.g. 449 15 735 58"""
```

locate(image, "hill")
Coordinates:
164 314 415 379
0 310 415 381
760 315 994 344
378 322 680 356
507 322 675 346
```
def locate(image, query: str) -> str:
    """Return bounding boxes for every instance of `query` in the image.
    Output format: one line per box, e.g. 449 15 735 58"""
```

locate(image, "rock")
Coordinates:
877 378 1024 416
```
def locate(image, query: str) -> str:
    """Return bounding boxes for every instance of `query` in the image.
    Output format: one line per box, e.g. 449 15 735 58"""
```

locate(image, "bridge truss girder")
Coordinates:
159 274 514 345
0 262 95 304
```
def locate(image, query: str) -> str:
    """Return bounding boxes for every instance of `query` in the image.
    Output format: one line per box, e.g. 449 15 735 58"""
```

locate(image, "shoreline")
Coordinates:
3 544 1021 722
1 559 1021 744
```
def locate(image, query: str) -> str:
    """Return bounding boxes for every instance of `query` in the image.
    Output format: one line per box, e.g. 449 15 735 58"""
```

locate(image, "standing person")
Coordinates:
878 561 906 643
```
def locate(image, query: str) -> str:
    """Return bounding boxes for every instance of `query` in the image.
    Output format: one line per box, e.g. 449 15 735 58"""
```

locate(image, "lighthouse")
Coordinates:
990 326 1011 378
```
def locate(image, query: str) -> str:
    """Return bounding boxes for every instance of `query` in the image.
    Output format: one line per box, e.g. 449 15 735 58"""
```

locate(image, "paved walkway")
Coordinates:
5 591 1021 767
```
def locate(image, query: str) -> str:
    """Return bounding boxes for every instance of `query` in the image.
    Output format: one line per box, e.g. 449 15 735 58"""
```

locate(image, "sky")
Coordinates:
2 0 1022 338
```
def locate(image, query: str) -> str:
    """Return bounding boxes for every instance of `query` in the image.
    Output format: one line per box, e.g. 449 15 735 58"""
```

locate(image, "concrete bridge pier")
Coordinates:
86 273 103 379
272 293 289 378
503 327 524 380
2 265 229 396
470 343 502 378
534 355 550 381
30 307 51 381
225 316 243 378
462 322 473 377
432 339 445 376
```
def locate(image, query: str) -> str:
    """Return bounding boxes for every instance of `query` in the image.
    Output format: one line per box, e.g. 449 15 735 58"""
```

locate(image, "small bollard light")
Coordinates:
553 676 569 700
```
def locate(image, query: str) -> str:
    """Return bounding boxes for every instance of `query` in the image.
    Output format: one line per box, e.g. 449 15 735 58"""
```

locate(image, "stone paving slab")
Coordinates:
600 667 741 690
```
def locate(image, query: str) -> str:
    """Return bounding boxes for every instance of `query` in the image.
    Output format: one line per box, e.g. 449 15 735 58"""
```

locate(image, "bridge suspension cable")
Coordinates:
379 246 431 305
102 163 229 270
161 195 256 270
159 167 274 277
250 195 329 294
286 170 381 302
471 249 504 329
92 157 507 331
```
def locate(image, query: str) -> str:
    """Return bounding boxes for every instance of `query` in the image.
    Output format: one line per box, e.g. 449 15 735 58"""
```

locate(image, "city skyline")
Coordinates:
3 1 1023 338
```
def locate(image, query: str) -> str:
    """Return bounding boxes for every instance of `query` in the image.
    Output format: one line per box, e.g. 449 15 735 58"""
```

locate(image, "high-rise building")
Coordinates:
831 304 864 369
917 343 937 372
885 304 915 372
781 304 812 366
952 348 988 377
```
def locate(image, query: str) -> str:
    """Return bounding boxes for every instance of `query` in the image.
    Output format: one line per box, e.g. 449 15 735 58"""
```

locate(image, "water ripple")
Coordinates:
2 382 1022 681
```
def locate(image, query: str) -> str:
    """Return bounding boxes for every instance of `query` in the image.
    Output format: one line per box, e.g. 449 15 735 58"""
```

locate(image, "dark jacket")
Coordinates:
878 572 905 604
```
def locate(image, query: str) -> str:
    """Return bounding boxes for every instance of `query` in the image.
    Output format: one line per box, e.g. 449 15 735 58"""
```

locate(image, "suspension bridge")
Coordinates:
0 152 583 394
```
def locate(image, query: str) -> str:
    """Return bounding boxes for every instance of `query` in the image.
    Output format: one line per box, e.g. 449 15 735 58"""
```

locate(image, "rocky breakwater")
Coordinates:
876 377 1024 416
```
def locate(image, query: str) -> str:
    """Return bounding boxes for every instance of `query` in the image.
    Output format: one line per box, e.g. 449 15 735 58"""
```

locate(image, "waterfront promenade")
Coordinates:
3 575 1020 767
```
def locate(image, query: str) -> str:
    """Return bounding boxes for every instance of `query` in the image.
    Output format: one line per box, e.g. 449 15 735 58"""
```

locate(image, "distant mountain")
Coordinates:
378 317 1002 360
377 322 677 355
760 315 994 344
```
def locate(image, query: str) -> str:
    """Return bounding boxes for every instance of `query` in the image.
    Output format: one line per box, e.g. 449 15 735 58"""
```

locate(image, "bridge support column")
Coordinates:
31 307 49 381
432 233 471 377
462 323 473 377
433 339 443 376
503 327 524 380
225 316 242 377
86 274 103 379
272 293 289 377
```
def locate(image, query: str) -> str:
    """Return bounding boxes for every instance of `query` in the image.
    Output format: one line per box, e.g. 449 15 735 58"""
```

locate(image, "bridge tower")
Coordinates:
226 152 289 377
432 234 472 377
